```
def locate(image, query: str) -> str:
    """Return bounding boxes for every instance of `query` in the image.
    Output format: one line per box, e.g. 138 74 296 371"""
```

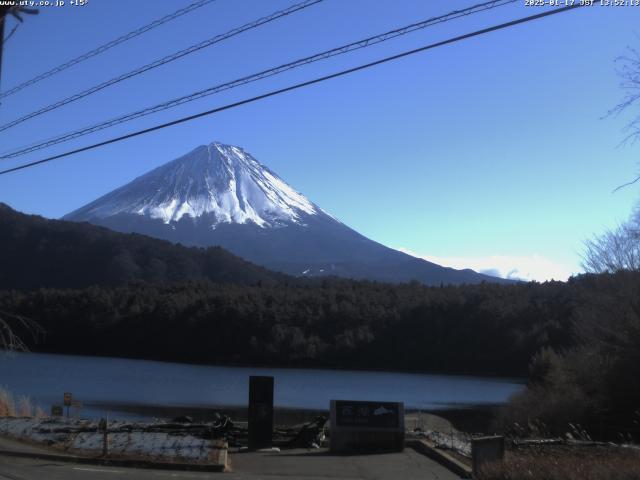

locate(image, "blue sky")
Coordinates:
1 0 639 281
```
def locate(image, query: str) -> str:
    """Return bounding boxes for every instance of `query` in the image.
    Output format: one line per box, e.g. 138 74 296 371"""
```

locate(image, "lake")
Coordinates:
0 352 523 420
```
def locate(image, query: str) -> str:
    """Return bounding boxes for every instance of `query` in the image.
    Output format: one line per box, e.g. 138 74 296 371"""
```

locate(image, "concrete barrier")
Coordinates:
407 438 472 478
472 435 504 476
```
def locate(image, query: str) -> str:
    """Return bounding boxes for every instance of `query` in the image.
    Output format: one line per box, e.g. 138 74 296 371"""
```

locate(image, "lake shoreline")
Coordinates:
29 348 526 382
85 401 497 432
1 351 523 423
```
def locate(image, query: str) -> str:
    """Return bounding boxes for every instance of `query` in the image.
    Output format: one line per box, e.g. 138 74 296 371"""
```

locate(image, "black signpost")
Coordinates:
98 418 109 457
248 376 274 450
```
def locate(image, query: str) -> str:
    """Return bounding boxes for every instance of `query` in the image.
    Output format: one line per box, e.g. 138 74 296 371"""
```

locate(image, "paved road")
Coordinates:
228 448 460 479
0 448 460 480
0 455 212 480
0 436 71 456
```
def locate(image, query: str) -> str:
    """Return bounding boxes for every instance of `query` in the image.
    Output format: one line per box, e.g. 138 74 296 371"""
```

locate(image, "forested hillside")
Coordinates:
3 272 629 377
3 202 638 437
0 203 287 289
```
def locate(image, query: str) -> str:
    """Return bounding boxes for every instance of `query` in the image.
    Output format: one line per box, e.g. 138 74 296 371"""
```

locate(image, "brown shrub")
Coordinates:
0 387 44 418
494 382 596 437
477 446 640 480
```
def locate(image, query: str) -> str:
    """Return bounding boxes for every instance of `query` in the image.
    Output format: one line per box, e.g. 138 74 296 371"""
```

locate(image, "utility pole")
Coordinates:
0 7 9 90
0 6 39 95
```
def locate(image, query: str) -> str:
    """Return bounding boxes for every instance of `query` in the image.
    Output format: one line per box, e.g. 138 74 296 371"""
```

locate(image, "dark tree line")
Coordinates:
496 271 640 440
0 273 622 378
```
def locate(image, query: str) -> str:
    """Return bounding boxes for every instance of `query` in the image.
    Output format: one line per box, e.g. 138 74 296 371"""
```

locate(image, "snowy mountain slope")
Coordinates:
65 141 510 285
66 142 320 227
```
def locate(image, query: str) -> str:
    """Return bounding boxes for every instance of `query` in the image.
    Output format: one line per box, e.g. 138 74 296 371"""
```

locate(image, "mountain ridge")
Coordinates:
64 141 512 286
0 202 288 290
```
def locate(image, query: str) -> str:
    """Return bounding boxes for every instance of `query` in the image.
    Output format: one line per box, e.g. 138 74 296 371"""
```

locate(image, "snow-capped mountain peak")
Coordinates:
64 140 512 286
66 141 319 227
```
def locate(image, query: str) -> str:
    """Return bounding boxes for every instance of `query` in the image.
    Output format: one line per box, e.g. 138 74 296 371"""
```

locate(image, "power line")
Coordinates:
0 0 324 133
0 3 585 177
0 0 218 100
0 0 518 159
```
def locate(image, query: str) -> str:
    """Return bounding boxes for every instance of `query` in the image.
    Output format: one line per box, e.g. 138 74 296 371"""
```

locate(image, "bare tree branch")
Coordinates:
582 212 640 273
607 46 640 120
612 175 640 193
609 45 640 191
0 311 44 353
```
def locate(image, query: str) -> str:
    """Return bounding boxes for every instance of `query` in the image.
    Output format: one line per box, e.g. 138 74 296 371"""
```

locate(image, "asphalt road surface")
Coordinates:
0 448 460 480
0 455 211 480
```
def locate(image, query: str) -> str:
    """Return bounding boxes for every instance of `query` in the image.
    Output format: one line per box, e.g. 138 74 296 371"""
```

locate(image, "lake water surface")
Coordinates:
1 352 524 419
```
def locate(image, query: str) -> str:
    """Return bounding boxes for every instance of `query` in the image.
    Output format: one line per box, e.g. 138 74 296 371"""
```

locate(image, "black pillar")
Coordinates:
248 376 274 450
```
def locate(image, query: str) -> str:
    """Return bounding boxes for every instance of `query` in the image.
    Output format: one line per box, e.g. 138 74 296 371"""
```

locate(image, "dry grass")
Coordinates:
0 387 16 416
0 387 43 418
17 395 32 417
477 445 640 480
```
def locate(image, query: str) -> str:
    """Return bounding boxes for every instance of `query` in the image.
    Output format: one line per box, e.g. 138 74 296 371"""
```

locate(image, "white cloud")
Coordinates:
396 248 580 282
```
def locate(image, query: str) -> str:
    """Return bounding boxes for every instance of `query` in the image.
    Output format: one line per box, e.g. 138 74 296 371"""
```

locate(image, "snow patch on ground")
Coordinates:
0 417 223 464
419 430 472 457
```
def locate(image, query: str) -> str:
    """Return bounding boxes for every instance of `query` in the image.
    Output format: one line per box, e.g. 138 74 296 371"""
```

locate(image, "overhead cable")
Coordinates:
0 0 517 157
0 0 218 100
0 4 585 177
0 0 323 131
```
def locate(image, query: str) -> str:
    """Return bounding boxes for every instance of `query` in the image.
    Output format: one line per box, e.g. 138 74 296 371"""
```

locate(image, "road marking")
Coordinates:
72 467 125 474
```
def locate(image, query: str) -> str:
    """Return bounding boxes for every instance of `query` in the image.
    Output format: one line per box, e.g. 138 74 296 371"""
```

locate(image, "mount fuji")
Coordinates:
64 141 507 285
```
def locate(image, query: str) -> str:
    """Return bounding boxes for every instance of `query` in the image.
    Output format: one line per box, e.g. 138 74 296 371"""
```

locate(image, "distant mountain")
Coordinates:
64 141 510 285
0 203 286 290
